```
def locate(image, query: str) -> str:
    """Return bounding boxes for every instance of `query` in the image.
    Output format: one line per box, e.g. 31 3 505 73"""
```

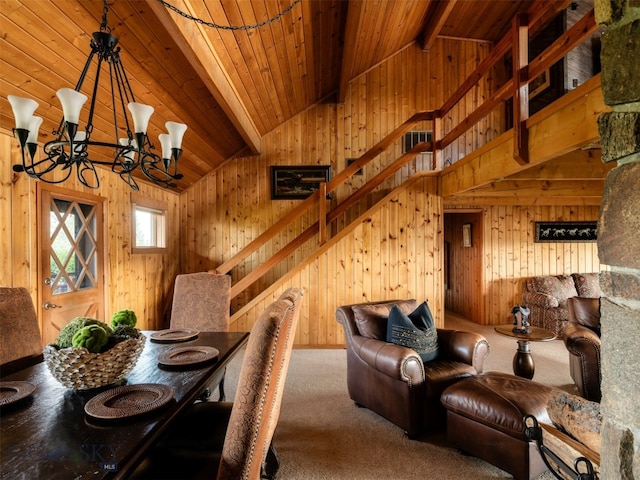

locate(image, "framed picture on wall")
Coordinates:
270 165 332 200
462 223 472 247
535 221 597 242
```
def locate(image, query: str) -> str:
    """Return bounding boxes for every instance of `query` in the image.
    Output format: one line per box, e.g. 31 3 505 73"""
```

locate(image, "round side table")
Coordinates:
494 325 556 379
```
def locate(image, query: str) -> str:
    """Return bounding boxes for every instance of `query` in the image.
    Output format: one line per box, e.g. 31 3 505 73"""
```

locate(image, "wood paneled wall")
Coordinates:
180 39 503 316
228 174 443 347
446 204 602 326
0 131 181 334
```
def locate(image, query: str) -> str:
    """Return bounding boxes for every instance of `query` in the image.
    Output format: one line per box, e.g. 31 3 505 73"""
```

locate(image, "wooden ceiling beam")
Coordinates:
444 196 603 207
454 179 605 198
506 149 613 181
419 0 458 53
147 0 261 155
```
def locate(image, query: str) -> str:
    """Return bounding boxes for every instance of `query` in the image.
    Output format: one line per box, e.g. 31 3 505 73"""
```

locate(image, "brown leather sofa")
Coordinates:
336 299 489 437
563 297 601 402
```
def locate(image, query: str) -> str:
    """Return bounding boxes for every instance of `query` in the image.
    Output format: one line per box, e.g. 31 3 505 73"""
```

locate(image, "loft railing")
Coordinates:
214 0 599 304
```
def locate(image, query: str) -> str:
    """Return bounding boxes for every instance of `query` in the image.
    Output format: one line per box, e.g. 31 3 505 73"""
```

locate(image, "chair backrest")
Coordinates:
170 273 231 332
0 287 43 373
217 287 303 480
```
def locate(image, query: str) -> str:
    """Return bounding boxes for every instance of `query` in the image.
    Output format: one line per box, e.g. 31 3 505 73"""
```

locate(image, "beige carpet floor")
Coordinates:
222 312 576 479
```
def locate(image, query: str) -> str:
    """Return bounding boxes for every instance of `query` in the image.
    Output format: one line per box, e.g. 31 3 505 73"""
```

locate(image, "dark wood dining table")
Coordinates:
0 330 249 480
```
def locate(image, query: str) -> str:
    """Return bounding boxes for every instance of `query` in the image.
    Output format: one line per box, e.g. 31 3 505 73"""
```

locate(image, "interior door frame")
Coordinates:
443 209 485 323
37 184 108 343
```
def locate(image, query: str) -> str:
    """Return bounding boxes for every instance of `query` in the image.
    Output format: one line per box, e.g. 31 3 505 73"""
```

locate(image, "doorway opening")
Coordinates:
444 211 484 324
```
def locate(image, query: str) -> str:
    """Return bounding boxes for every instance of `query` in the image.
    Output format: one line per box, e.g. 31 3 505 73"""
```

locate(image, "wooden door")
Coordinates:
40 187 106 345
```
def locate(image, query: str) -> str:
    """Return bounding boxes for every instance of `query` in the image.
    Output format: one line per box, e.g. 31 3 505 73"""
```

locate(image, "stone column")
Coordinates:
594 1 640 477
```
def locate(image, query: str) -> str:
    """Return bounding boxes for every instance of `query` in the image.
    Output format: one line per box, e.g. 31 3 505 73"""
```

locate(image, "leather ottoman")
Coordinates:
440 372 553 480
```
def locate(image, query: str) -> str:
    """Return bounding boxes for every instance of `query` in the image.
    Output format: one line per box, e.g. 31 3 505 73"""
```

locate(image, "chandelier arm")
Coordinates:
111 51 135 139
76 158 101 189
18 148 73 184
85 52 104 141
139 152 180 188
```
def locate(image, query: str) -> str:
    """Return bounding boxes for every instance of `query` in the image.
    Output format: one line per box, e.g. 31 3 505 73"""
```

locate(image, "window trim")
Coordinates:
131 193 168 254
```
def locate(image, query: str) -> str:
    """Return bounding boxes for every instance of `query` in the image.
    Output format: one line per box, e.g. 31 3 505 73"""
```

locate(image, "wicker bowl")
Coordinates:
43 335 146 390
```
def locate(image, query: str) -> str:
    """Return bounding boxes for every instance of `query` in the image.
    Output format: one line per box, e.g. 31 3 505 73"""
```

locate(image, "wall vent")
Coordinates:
402 131 433 154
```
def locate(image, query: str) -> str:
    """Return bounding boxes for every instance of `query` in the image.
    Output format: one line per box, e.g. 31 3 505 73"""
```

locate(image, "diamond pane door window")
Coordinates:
49 198 97 294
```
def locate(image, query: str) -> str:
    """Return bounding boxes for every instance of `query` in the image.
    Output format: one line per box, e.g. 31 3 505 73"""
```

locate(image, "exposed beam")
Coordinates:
148 0 261 155
507 149 613 180
419 0 458 52
444 196 603 207
454 179 605 198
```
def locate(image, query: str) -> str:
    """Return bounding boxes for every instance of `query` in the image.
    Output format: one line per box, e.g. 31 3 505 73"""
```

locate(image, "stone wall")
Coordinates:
594 0 640 477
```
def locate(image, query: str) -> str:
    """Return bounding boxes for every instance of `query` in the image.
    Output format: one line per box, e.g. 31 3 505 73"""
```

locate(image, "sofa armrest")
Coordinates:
437 329 490 373
563 323 601 357
351 334 425 385
522 291 559 308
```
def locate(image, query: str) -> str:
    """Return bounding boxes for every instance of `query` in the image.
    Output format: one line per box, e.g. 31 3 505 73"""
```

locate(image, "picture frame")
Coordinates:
462 223 472 247
346 158 363 175
535 221 597 242
270 165 332 200
529 69 551 99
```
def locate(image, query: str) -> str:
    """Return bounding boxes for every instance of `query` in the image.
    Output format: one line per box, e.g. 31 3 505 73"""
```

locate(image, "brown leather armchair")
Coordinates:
336 299 489 437
563 297 601 402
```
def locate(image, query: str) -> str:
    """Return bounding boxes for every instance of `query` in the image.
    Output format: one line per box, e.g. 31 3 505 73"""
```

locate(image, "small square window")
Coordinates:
131 194 167 253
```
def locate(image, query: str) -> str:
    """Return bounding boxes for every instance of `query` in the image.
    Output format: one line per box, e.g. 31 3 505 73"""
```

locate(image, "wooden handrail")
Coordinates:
229 142 433 297
223 2 599 305
214 110 434 275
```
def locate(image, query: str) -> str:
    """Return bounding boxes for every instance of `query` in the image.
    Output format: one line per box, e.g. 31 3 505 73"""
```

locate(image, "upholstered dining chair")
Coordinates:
0 287 43 375
132 287 303 480
170 272 232 400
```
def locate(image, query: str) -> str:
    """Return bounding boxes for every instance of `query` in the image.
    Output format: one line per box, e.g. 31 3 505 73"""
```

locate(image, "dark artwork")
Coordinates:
271 166 331 199
535 222 597 242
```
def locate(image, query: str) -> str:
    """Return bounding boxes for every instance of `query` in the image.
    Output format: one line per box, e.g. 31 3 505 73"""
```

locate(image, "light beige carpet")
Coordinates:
223 314 575 479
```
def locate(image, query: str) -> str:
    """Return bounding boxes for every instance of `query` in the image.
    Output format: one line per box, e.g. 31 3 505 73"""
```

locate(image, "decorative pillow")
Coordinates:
531 275 578 306
568 297 601 334
386 302 439 362
572 273 602 298
352 300 418 340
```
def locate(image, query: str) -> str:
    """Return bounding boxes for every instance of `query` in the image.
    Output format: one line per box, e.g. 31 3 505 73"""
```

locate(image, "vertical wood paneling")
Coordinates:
446 204 601 326
227 174 443 346
0 130 180 334
177 38 504 342
485 204 599 325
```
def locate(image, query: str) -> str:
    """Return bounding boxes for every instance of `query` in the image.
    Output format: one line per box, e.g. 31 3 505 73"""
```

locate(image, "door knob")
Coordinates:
43 302 61 309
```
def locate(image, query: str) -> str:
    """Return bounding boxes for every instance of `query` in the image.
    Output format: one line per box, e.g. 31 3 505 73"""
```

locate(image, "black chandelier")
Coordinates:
7 0 186 190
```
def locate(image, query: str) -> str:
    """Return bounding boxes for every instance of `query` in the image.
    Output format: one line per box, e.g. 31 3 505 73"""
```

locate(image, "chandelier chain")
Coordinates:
100 0 111 34
155 0 302 31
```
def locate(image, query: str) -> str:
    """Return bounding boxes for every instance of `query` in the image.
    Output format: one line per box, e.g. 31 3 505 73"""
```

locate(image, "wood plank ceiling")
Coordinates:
1 0 591 194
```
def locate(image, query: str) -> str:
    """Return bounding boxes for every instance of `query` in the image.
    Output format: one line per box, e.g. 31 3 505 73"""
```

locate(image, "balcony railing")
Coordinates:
214 0 599 305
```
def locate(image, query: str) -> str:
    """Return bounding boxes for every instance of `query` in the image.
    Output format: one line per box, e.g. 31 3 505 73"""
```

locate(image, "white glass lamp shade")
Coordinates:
165 122 187 149
26 116 43 144
7 95 39 130
119 138 138 163
56 88 87 125
73 131 87 154
128 102 154 134
158 133 172 159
